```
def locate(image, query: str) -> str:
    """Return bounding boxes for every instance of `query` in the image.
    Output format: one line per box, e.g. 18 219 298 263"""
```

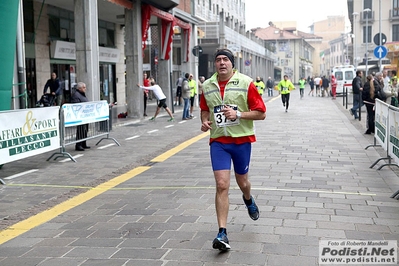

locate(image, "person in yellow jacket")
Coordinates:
277 75 295 112
188 74 197 118
253 77 265 96
298 77 306 99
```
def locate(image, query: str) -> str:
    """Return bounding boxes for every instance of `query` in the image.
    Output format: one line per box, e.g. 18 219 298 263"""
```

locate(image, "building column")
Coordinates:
0 1 19 110
74 0 100 101
157 18 172 107
125 1 142 118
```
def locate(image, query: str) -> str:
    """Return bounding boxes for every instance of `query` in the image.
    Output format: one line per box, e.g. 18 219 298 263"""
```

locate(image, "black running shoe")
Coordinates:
212 232 231 251
243 195 259 220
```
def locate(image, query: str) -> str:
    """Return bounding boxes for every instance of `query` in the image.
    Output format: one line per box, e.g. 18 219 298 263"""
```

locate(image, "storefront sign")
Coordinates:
0 107 60 165
50 40 120 63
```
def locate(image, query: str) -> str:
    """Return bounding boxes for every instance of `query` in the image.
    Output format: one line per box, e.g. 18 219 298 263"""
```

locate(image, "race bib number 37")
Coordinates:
213 104 240 128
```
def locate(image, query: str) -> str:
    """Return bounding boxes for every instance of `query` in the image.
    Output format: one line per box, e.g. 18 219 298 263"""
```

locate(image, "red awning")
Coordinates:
107 0 133 9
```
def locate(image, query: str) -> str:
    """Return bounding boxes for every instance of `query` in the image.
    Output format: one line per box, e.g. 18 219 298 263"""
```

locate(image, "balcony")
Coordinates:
360 10 375 24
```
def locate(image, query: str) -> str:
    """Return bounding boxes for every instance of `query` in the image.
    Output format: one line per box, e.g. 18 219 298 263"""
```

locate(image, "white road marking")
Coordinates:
4 169 39 180
60 154 84 162
125 135 140 140
97 144 115 149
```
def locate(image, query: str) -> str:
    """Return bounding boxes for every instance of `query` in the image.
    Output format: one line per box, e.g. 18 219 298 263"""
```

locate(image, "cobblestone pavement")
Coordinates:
0 87 398 266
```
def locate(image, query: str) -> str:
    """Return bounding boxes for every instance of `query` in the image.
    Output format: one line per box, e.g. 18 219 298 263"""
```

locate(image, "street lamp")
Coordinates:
364 8 371 76
352 12 359 67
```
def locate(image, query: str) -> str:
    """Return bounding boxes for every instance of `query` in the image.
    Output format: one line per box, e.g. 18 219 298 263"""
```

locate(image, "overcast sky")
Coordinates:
245 0 349 32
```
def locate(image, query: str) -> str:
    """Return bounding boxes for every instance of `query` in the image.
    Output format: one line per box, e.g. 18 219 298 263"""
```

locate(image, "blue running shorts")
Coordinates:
210 142 251 175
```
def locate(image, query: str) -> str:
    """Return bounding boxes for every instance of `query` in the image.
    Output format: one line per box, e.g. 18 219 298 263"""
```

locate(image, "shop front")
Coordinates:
50 40 120 104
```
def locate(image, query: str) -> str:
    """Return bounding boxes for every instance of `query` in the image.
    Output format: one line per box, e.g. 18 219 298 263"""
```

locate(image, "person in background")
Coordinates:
391 70 397 83
362 74 385 134
350 70 363 120
175 75 184 106
308 76 315 96
143 73 150 116
43 72 62 106
182 73 191 120
71 82 90 151
200 48 266 251
277 75 295 112
314 76 321 97
138 79 174 122
331 75 337 99
322 75 330 97
266 77 274 97
254 76 265 96
298 77 306 99
188 74 197 118
198 76 205 106
388 77 399 107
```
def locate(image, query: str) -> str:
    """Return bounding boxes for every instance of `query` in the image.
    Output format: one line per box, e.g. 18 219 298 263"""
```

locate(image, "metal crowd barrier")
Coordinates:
47 101 120 162
363 99 399 199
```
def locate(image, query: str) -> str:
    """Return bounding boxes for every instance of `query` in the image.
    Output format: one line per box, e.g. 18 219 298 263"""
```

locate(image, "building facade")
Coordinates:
8 0 278 117
348 0 398 75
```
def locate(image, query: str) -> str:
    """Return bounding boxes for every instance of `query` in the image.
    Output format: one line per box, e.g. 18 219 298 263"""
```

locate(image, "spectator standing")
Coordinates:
350 70 363 120
188 74 197 118
362 74 385 134
71 82 90 151
198 76 205 106
254 76 265 96
182 73 191 120
266 77 274 97
200 48 266 251
175 75 184 106
388 78 399 107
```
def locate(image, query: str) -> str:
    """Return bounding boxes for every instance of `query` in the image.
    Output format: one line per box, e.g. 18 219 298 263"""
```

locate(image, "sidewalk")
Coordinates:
0 88 398 266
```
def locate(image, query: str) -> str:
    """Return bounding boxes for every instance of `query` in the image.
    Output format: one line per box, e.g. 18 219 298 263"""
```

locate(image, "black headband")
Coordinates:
215 50 235 68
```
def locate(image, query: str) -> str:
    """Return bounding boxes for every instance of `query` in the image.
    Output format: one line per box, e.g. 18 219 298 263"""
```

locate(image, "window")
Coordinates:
98 20 115 47
394 0 399 17
23 0 34 43
363 0 372 19
48 5 75 41
393 24 399 41
364 0 372 10
345 71 354 80
363 25 372 43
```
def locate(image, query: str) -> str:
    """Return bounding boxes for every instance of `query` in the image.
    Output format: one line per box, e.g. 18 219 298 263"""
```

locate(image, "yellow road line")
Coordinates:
0 132 209 245
151 131 208 162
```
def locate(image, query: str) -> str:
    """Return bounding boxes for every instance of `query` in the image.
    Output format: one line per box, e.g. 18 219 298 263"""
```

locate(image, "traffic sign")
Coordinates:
244 60 251 66
373 33 387 46
373 46 387 59
192 45 203 57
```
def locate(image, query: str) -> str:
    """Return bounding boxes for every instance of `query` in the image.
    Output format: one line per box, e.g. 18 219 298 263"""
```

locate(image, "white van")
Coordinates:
331 65 356 95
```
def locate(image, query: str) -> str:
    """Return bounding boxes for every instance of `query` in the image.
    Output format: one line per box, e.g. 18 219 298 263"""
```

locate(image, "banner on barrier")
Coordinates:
375 100 389 150
0 107 60 165
388 107 399 165
62 101 109 127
